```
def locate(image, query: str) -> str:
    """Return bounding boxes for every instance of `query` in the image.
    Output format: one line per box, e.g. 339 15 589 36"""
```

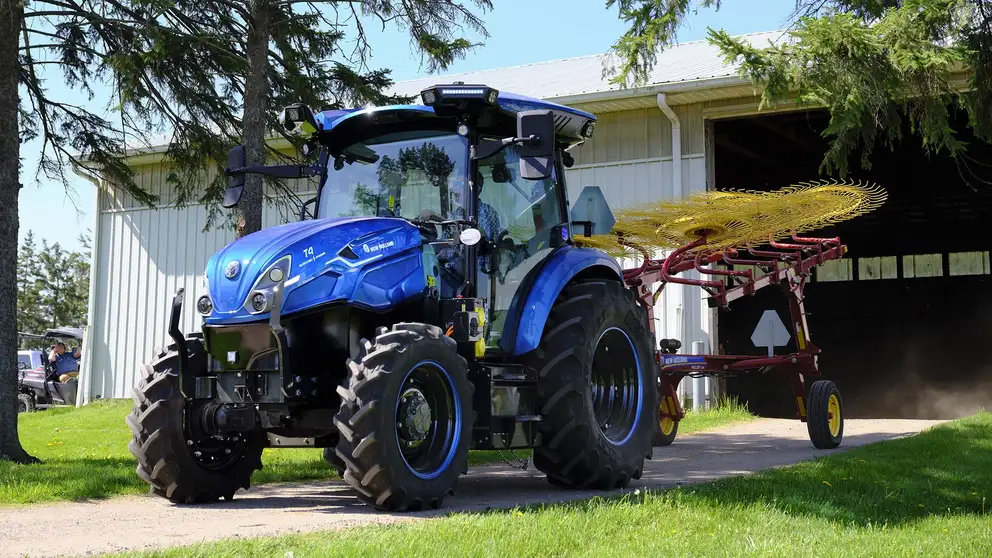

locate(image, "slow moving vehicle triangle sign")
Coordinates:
751 309 791 357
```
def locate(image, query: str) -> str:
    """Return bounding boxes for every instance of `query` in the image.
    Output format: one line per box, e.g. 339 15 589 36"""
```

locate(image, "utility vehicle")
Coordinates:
127 85 657 510
18 327 83 412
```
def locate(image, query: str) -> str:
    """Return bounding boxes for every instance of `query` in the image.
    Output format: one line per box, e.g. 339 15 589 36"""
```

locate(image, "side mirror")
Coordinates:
517 110 555 180
223 145 246 208
569 186 615 237
300 197 317 221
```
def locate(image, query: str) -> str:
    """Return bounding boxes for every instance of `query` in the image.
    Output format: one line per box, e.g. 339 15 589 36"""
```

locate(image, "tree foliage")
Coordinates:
18 0 492 221
16 231 91 347
608 0 992 178
607 0 721 86
15 231 46 340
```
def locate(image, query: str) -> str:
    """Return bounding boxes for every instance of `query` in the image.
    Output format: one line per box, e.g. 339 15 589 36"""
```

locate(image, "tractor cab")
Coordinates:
220 84 599 354
301 86 596 349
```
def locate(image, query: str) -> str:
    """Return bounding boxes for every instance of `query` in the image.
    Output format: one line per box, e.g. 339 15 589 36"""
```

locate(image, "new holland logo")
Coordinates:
224 260 241 279
361 240 395 254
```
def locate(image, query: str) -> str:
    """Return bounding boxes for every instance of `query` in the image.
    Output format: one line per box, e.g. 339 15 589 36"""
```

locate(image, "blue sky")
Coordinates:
18 0 797 252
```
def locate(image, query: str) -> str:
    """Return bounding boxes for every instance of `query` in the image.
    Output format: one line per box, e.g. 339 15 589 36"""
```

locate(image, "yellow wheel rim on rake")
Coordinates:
574 180 886 256
828 393 841 437
659 399 675 436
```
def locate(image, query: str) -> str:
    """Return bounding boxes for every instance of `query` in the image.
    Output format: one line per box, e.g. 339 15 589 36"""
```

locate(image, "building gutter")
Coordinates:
656 93 683 197
548 75 749 107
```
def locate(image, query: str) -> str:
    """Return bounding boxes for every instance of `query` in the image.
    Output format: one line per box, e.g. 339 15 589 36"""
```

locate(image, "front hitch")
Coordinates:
201 401 258 435
168 288 194 399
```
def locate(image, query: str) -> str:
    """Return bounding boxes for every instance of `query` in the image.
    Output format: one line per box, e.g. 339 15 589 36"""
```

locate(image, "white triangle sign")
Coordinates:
750 309 792 357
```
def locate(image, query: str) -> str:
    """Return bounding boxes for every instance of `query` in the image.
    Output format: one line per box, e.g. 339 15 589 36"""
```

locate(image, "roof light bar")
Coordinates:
420 84 499 107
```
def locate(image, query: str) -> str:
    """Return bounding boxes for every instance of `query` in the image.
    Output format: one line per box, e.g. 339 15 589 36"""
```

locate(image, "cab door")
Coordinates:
474 145 569 350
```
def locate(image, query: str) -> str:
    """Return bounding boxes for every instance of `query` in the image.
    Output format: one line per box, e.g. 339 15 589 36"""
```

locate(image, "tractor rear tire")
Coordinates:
807 379 843 449
523 279 658 489
17 393 35 413
333 323 474 511
127 340 266 503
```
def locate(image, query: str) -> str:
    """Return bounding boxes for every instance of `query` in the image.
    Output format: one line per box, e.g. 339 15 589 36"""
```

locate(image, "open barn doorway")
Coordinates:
712 108 992 419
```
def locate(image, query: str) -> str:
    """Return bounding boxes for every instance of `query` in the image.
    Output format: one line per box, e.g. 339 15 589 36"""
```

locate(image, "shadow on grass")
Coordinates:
0 453 342 506
456 413 992 528
679 416 992 526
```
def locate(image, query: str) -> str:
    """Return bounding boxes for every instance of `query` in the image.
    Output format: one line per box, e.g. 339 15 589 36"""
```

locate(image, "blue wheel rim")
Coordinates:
591 327 644 446
394 360 462 479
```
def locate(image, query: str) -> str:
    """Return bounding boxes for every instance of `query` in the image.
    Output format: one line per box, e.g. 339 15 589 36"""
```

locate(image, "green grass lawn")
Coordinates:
3 397 753 506
124 412 992 558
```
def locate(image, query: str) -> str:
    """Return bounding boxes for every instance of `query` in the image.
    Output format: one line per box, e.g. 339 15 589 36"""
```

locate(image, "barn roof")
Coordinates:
389 30 788 109
106 30 787 163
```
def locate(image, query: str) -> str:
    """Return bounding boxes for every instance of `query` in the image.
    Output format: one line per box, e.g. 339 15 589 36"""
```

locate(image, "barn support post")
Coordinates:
691 340 707 410
703 117 722 403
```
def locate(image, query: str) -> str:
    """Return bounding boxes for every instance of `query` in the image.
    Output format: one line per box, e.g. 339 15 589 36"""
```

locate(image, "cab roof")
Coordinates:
314 89 596 147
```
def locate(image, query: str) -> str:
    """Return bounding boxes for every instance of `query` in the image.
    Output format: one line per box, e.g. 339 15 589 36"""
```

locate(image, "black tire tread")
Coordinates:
322 447 346 477
17 393 35 413
333 322 474 511
807 379 843 449
127 340 266 504
525 279 657 490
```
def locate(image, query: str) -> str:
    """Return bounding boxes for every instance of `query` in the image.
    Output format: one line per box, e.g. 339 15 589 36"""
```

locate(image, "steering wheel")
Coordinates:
417 209 444 222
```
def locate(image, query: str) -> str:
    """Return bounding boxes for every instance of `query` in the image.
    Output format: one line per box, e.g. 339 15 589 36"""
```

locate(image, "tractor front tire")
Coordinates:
322 446 345 477
17 393 35 413
127 340 266 503
524 279 658 489
334 323 474 511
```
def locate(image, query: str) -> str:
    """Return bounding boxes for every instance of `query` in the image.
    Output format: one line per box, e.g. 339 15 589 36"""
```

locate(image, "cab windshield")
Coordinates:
317 131 469 224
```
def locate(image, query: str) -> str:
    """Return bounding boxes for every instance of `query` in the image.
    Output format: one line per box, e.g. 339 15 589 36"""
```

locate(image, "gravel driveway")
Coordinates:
0 418 942 557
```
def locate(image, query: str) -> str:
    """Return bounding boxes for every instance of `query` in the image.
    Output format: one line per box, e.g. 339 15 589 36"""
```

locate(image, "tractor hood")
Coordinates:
202 216 427 324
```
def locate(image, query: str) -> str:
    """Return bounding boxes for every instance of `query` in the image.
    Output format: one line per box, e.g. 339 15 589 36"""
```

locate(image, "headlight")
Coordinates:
197 295 213 316
242 255 291 314
251 293 267 312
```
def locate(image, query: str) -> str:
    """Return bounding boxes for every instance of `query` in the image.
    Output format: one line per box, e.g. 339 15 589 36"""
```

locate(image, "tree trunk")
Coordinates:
0 0 38 464
237 0 270 238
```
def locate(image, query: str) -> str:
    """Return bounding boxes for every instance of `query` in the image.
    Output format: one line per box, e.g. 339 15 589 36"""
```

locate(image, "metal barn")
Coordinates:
77 30 992 420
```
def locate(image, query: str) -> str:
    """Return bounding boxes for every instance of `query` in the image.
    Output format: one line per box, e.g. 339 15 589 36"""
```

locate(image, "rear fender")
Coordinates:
501 246 622 356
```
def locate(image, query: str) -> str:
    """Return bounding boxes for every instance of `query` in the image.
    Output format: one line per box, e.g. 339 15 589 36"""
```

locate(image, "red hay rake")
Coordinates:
622 234 848 449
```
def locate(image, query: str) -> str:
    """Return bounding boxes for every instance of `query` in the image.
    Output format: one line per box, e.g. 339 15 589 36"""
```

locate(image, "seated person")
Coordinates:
48 342 80 383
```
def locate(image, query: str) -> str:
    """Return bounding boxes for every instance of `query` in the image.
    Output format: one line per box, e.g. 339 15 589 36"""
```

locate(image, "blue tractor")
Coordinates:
127 84 658 511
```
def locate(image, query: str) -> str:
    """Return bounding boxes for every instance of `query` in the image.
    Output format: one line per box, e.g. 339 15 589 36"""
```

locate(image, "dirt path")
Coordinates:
0 418 942 557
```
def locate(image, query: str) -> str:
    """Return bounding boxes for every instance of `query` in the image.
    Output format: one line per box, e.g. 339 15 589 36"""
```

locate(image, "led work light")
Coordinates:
420 84 499 107
280 103 319 135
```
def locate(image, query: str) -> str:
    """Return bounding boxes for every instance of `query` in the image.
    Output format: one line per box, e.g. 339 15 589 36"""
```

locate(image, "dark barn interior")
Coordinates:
713 109 992 419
